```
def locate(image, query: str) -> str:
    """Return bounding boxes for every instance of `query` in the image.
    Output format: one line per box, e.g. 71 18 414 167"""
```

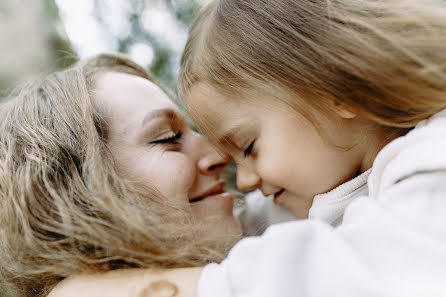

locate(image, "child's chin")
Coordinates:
276 194 311 219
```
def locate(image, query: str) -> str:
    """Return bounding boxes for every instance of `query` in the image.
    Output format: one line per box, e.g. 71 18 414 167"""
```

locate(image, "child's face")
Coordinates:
187 84 365 218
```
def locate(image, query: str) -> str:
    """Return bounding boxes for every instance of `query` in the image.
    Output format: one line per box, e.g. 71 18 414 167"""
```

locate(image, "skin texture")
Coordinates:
48 267 203 297
93 72 242 240
186 84 380 218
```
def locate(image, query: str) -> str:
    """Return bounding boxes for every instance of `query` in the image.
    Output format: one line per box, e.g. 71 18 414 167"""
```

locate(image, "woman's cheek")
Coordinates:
156 154 196 200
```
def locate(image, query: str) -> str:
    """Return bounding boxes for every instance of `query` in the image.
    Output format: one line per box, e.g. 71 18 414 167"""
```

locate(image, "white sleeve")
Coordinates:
199 172 446 297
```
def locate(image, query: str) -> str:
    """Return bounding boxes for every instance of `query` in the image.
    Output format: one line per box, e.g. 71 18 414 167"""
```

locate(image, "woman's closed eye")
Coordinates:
244 140 255 157
150 131 183 145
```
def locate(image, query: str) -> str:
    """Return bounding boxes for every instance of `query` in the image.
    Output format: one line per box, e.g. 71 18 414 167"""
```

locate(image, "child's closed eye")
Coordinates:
244 140 255 157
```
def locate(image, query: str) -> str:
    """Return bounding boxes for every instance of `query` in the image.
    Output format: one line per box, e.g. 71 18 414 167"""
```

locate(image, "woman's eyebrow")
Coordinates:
141 108 177 126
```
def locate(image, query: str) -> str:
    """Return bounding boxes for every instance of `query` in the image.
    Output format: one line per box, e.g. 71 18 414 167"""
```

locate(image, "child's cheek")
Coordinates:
256 153 286 185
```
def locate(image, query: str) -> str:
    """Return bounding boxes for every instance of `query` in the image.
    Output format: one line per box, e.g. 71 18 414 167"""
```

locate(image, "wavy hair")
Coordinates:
0 53 230 297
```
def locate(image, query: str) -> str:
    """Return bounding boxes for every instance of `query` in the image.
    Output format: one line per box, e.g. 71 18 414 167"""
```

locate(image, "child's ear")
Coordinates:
332 100 357 119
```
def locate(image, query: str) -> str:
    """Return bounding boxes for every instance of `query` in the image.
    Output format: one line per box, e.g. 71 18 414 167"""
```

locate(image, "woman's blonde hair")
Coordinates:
180 0 446 130
0 53 230 297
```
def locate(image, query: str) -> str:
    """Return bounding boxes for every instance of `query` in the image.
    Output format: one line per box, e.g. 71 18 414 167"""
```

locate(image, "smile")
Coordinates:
190 181 226 203
273 188 285 202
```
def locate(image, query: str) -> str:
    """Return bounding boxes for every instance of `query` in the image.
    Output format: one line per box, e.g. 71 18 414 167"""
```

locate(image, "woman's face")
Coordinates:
93 71 241 239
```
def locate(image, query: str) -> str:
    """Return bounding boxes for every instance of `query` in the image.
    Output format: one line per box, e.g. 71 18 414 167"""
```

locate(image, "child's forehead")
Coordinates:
186 81 307 123
184 84 250 138
187 81 269 104
188 82 301 116
186 82 235 102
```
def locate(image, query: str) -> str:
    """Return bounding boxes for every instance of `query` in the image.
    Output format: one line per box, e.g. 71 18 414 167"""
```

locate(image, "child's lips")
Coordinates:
273 188 285 204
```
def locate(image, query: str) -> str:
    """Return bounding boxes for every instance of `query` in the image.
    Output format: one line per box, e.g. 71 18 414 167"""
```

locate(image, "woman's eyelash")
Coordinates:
244 140 255 157
150 131 183 145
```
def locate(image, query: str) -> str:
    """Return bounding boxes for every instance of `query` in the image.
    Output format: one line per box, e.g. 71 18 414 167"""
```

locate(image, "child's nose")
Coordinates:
236 164 260 191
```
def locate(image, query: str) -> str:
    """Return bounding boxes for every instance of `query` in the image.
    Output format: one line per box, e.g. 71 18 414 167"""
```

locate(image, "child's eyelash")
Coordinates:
150 131 183 145
244 140 255 157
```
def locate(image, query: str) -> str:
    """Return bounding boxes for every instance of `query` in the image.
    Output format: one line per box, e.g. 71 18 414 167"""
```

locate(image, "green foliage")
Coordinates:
0 0 76 98
42 0 78 69
91 0 204 90
1 0 204 97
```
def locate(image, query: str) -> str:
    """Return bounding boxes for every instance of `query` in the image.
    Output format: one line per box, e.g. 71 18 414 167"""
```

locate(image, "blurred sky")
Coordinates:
55 0 112 58
55 0 209 73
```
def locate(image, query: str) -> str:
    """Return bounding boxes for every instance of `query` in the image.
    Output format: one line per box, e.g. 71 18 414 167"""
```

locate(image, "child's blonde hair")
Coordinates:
180 0 446 130
0 53 229 297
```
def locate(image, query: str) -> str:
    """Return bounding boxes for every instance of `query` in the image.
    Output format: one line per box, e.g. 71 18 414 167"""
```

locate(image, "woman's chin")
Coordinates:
190 192 242 243
201 217 242 252
191 192 234 214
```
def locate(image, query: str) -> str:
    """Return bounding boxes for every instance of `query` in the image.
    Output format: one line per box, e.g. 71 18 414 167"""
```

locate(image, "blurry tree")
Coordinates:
90 0 205 91
0 0 76 99
0 0 207 96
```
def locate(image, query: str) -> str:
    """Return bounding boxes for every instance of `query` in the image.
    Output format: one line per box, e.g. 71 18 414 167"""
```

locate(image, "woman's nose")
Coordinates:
197 140 230 176
236 163 260 191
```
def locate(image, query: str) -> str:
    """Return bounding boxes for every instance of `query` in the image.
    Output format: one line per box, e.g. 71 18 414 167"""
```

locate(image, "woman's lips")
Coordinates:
273 188 285 204
190 181 226 203
189 192 235 217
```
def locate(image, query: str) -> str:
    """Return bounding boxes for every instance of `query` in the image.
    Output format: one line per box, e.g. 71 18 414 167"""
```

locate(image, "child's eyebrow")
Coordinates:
216 127 240 148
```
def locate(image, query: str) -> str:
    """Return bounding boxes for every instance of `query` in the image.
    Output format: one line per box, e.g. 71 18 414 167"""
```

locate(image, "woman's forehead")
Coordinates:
94 71 176 115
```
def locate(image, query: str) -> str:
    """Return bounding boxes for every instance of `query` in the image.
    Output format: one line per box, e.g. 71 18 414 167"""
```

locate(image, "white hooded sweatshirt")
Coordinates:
200 110 446 297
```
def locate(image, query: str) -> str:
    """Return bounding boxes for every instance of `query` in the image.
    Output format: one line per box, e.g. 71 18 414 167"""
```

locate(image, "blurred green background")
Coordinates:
0 0 208 98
